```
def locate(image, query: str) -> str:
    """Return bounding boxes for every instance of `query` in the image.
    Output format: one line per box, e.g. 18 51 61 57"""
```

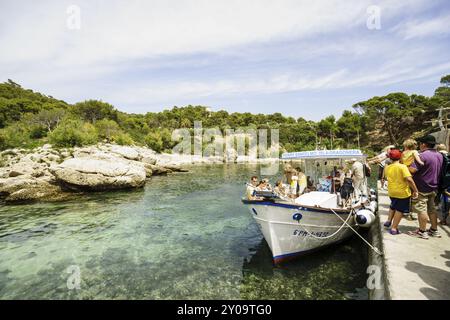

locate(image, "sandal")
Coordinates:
389 229 401 235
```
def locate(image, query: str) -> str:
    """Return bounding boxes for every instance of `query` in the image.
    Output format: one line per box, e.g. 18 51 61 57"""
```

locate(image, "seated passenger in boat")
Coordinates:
317 177 332 192
274 180 288 199
262 178 273 191
256 180 269 191
246 176 259 200
306 176 316 192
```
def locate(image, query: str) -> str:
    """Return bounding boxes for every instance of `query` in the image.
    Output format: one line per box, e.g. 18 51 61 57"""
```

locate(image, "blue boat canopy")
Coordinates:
281 149 365 160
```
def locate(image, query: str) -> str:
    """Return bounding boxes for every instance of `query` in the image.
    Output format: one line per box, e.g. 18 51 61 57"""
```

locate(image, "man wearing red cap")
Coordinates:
383 149 419 235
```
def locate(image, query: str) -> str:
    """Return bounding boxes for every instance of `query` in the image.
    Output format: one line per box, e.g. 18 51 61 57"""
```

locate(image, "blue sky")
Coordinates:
1 0 449 120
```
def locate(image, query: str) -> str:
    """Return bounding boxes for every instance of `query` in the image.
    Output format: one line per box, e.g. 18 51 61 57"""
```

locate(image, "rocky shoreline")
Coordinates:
0 144 191 204
0 143 279 204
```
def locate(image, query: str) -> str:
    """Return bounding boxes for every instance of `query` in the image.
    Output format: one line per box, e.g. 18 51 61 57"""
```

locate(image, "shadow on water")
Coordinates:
405 250 450 300
240 234 369 300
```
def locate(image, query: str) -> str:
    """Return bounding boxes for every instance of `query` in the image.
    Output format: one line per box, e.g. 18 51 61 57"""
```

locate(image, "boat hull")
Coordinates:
243 200 357 264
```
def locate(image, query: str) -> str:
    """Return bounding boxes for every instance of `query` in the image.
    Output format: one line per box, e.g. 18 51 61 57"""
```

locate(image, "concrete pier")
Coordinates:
377 183 450 300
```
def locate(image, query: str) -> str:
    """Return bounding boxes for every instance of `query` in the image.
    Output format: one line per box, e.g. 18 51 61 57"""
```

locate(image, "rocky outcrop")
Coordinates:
0 142 278 204
0 143 189 203
50 158 146 191
0 176 68 203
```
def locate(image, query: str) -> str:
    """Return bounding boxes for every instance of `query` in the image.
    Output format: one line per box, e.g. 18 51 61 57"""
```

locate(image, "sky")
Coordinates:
0 0 449 121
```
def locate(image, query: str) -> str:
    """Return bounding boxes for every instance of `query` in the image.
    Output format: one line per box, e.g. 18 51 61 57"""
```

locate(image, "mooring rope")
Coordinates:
329 207 383 256
296 210 354 240
296 207 383 256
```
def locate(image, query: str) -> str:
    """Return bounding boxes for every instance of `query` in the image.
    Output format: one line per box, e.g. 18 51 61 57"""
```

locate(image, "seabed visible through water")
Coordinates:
0 164 370 299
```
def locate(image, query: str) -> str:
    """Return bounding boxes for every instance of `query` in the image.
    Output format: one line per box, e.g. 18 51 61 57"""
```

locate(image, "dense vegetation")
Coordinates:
0 76 449 154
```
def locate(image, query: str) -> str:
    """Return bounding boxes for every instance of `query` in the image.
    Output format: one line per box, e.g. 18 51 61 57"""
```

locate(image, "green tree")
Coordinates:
352 93 423 145
72 100 118 123
434 74 450 102
95 119 121 142
336 111 367 148
30 108 66 132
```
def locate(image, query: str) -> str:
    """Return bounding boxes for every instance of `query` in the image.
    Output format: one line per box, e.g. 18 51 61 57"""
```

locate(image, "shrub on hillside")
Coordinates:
0 124 35 150
49 118 98 147
145 131 163 152
113 132 135 145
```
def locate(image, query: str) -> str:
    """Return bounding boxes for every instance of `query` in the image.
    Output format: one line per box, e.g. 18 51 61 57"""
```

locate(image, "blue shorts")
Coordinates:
390 197 411 214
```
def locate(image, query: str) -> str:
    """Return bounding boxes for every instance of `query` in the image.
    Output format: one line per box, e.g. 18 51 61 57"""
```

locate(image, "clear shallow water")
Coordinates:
0 164 368 299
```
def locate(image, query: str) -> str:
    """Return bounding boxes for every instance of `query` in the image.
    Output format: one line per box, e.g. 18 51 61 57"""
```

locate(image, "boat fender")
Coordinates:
355 209 375 227
292 213 303 222
368 200 377 213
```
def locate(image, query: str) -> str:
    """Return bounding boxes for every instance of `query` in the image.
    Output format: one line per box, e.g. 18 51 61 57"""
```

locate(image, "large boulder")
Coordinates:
50 158 146 191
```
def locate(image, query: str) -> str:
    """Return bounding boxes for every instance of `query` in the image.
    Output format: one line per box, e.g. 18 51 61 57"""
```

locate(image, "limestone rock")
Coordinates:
108 145 142 161
50 158 146 191
0 175 65 203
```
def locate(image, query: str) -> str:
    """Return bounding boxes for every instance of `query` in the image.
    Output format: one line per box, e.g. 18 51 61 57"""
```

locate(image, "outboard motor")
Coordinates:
355 209 375 227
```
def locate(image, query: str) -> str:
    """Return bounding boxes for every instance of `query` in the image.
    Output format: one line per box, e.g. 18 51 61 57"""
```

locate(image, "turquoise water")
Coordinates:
0 164 368 299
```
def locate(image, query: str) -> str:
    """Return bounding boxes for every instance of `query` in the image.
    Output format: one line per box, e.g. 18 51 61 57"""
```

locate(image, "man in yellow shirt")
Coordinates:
382 149 419 235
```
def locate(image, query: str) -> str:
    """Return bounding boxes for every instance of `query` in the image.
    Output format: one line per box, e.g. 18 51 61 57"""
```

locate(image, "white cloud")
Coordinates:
392 13 450 39
1 0 428 66
0 0 448 116
113 60 448 102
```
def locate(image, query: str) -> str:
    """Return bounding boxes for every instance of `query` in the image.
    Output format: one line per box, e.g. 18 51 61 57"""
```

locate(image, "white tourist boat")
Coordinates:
242 149 377 264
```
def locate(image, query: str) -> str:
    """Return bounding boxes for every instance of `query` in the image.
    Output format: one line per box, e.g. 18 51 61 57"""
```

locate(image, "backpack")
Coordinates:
439 152 450 192
340 178 354 200
364 163 371 177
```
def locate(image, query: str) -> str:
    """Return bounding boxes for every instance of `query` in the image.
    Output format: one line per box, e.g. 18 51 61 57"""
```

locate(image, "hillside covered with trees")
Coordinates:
0 75 449 154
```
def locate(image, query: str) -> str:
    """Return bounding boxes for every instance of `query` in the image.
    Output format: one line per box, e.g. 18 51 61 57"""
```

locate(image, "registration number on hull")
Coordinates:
293 229 330 237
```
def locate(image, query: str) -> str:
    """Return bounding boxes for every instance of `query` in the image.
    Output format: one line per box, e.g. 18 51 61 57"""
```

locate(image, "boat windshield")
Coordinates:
287 155 366 193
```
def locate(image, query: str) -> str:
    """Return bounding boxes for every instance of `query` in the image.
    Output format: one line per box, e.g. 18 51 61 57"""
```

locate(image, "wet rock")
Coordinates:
5 183 63 203
147 164 172 175
0 176 65 203
162 165 189 172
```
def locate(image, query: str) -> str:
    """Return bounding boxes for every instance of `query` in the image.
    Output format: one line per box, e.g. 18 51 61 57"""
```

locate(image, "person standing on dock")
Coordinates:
408 135 443 239
382 149 419 235
368 145 395 184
